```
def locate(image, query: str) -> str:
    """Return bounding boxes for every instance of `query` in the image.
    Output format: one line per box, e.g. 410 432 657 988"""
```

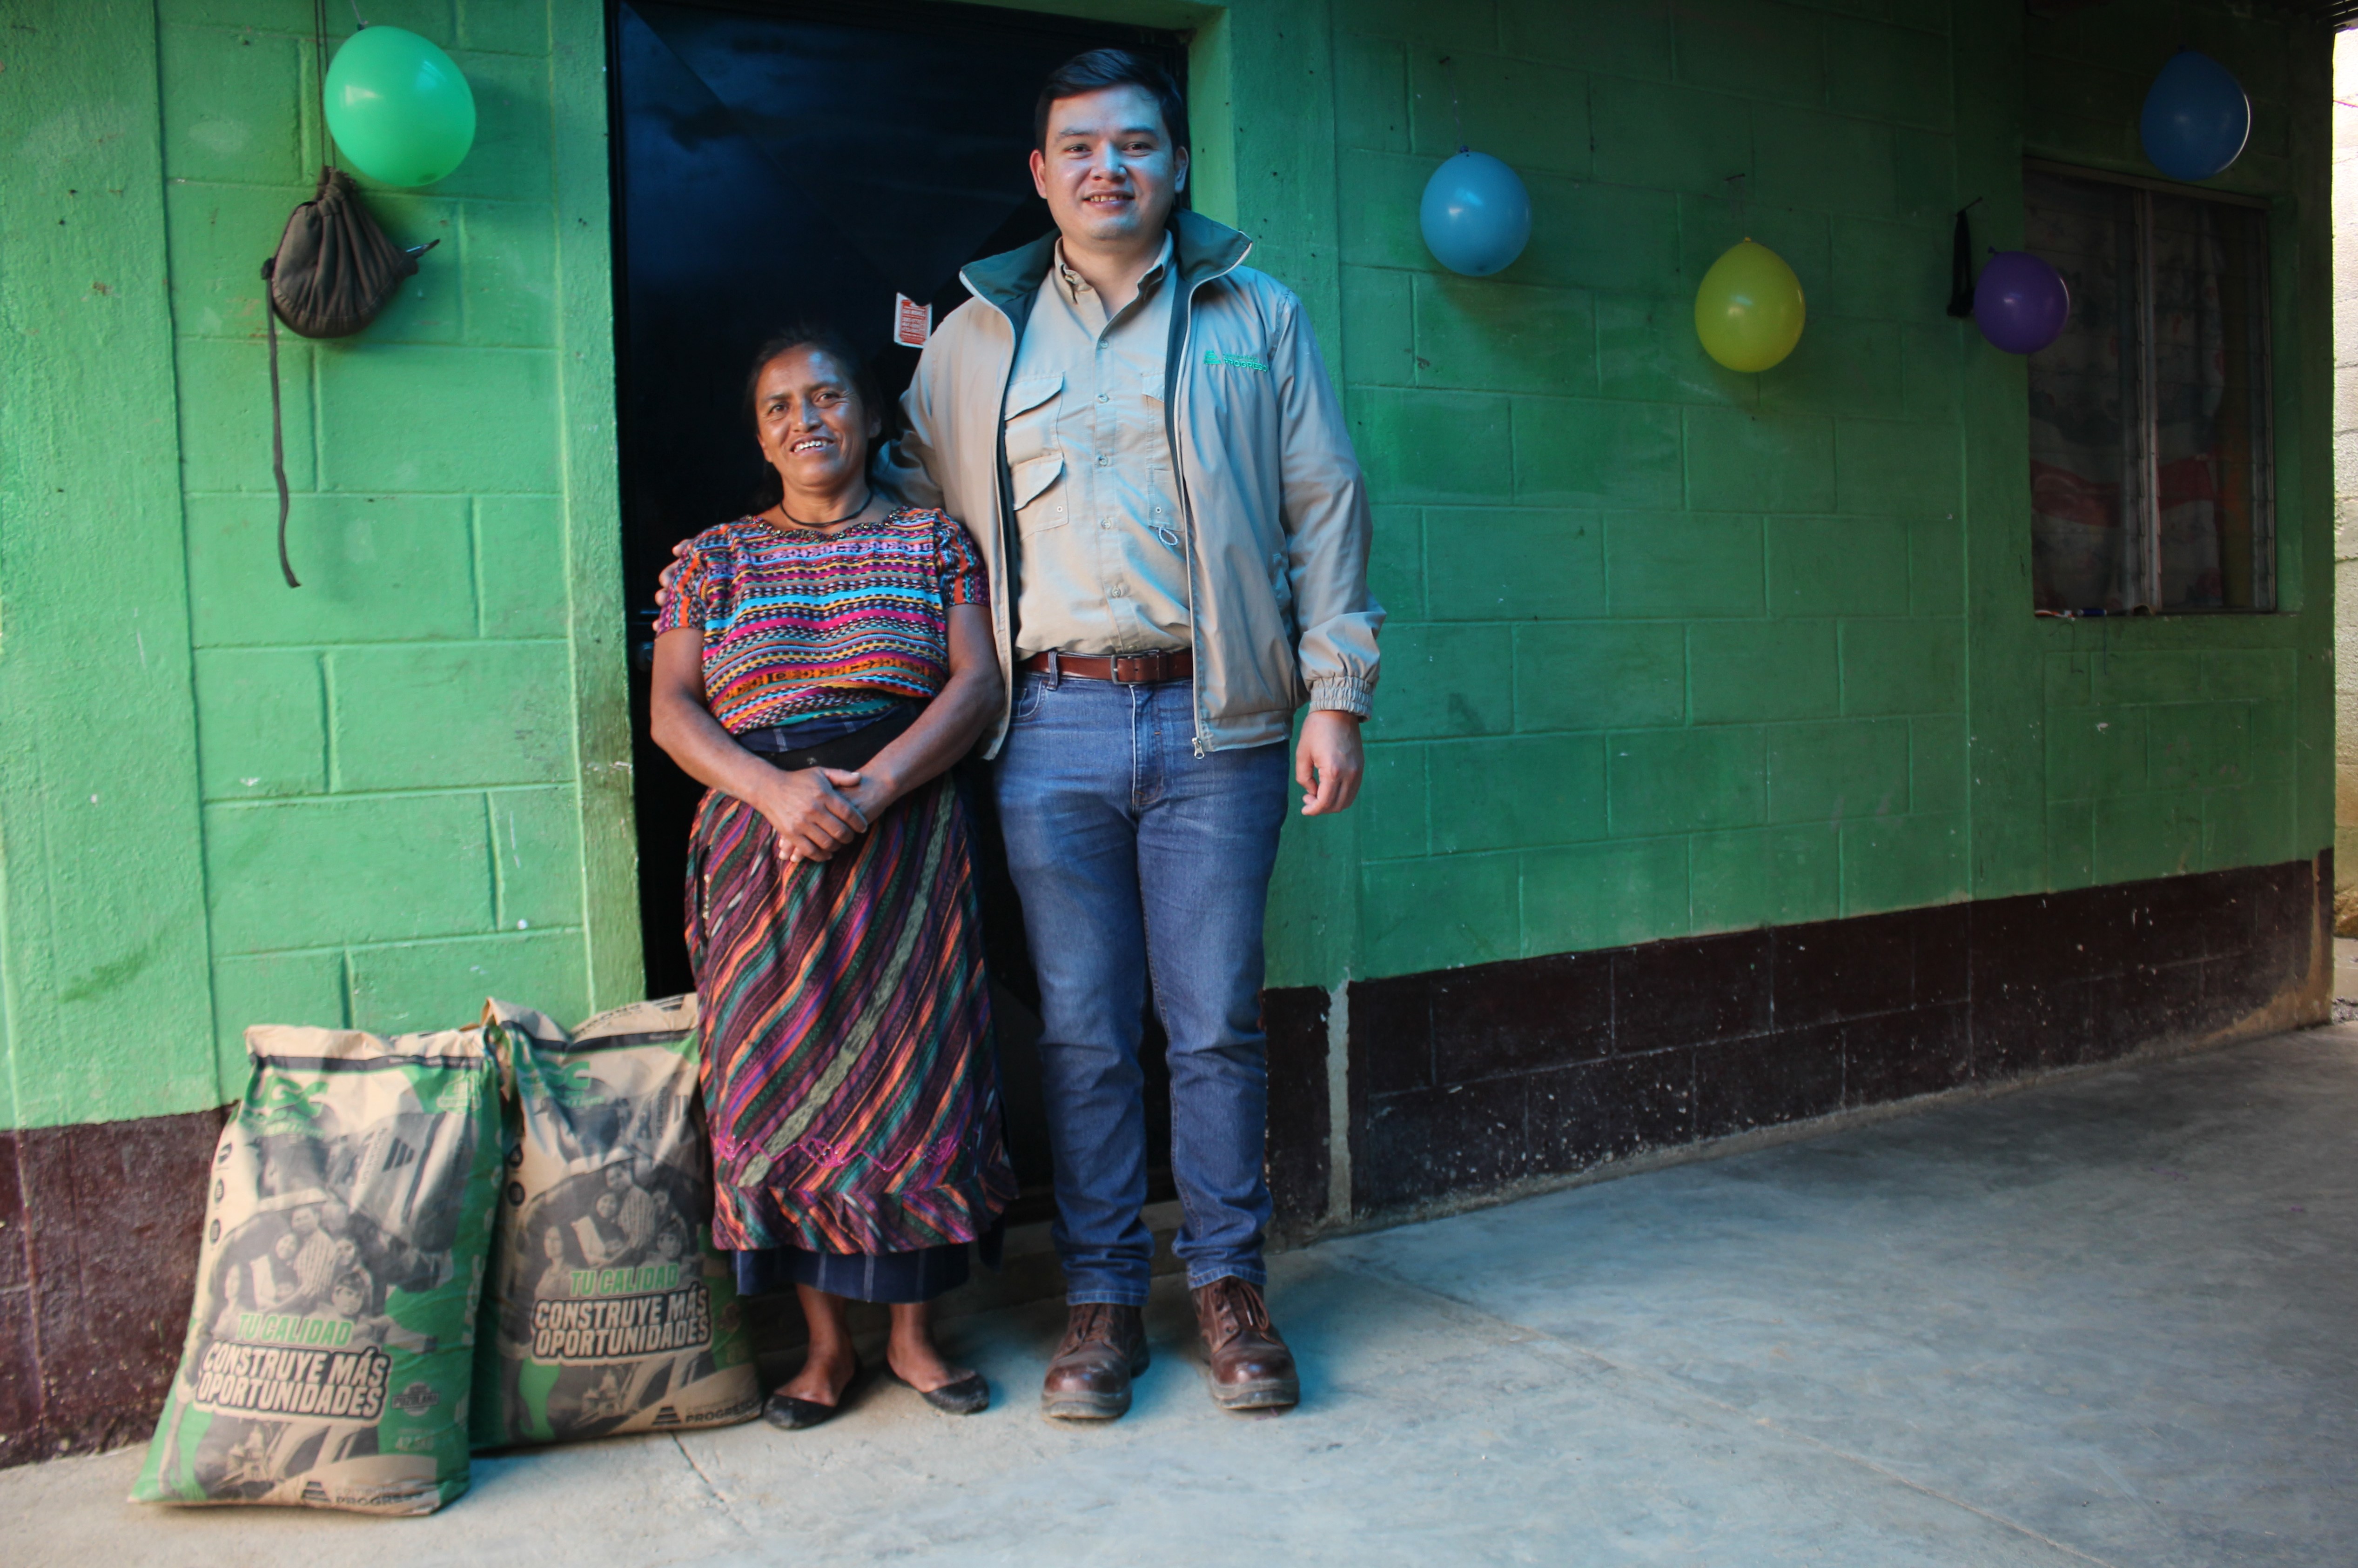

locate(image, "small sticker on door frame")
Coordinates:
893 295 933 348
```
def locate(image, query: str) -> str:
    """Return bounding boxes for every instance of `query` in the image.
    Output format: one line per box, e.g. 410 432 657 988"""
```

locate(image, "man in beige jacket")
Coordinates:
900 47 1384 1422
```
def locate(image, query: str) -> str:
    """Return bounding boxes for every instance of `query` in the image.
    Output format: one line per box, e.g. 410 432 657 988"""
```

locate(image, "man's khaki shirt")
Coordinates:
1003 234 1190 657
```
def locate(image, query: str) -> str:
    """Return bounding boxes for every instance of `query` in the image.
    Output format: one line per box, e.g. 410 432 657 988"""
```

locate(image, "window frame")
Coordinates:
2023 157 2277 615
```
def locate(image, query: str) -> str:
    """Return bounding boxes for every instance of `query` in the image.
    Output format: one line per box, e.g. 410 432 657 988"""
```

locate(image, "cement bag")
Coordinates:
470 997 760 1447
133 1021 501 1514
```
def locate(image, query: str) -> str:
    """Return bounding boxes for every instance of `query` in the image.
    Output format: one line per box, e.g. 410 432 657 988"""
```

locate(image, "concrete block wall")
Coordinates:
0 0 637 1132
159 0 623 1088
1332 0 2327 983
2 0 2327 1125
1344 0 1973 979
2333 30 2358 920
2042 642 2303 886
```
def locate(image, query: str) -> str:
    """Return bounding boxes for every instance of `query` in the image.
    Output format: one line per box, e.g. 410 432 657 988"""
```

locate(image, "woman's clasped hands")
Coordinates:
759 765 873 865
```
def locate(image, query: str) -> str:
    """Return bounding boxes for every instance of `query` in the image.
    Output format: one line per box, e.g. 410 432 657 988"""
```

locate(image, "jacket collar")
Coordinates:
959 208 1253 321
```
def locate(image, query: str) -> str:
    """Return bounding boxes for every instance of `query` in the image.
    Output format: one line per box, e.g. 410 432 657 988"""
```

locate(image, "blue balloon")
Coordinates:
2140 50 2250 182
1419 151 1532 276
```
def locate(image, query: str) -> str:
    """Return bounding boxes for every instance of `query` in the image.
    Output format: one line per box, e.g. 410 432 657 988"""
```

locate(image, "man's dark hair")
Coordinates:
1034 48 1188 154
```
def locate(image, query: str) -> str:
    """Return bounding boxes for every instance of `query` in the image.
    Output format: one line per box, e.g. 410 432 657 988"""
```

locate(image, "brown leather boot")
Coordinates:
1191 1277 1299 1411
1039 1302 1149 1421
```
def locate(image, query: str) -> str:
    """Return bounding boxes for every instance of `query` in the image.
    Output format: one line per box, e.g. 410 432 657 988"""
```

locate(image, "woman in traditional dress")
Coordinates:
649 323 1015 1427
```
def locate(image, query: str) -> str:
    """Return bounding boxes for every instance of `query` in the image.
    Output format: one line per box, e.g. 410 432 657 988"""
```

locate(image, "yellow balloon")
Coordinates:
1694 239 1806 373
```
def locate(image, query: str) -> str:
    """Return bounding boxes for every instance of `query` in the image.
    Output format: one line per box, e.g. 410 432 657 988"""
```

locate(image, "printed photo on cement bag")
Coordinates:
470 996 760 1447
133 1021 501 1515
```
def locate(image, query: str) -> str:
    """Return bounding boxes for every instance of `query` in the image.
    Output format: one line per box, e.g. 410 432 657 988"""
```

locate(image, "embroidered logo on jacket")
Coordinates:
1203 349 1271 373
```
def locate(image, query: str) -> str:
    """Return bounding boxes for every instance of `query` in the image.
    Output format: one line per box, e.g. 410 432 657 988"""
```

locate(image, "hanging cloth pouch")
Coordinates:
259 166 435 586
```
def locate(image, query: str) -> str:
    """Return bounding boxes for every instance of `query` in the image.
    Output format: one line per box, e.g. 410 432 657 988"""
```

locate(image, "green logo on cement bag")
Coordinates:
134 1021 502 1516
470 997 759 1449
252 1078 329 1132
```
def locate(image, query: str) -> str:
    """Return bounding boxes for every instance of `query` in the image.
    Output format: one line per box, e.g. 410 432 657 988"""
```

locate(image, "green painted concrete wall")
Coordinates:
2331 33 2358 925
1313 0 2331 982
0 0 2334 1129
1 0 638 1129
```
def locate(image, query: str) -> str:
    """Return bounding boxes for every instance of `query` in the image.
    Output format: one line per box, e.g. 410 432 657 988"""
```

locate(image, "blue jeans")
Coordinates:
991 672 1290 1304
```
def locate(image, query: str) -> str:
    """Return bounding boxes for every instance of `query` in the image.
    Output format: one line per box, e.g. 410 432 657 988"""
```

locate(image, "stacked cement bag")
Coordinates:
132 1021 501 1514
134 995 758 1516
470 996 761 1447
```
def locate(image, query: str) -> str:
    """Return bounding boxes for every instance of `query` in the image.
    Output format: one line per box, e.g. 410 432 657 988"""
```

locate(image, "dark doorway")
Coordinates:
608 0 1189 1220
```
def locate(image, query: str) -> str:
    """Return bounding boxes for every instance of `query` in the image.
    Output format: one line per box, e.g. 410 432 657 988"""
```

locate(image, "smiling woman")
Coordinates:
645 325 1014 1430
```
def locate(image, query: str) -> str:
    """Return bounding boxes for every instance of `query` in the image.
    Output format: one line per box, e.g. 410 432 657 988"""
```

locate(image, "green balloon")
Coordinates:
325 25 476 188
1694 239 1806 373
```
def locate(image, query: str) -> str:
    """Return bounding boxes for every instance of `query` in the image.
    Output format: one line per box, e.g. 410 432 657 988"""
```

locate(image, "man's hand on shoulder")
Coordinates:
1295 710 1364 816
653 538 692 610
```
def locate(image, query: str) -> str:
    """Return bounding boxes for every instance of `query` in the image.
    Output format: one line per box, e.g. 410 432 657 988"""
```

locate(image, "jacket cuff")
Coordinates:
1308 676 1373 719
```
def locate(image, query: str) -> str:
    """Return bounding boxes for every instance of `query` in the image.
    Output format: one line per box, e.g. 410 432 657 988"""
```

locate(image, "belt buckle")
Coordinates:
1113 654 1140 683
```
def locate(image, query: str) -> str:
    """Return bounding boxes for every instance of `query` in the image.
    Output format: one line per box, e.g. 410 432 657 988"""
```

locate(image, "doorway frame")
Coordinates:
592 0 1249 992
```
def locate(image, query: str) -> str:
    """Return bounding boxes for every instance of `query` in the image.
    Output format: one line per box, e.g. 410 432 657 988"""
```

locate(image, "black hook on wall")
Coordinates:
1946 197 1985 318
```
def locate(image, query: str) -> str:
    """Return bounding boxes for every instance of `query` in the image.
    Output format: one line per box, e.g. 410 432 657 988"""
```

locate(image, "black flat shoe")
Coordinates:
892 1367 989 1416
763 1354 863 1431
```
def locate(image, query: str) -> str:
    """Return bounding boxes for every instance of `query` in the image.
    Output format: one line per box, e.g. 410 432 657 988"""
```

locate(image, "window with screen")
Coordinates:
2024 163 2274 613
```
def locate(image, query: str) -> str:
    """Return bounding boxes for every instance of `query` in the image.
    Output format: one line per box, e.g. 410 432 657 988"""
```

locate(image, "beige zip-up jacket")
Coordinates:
877 209 1384 757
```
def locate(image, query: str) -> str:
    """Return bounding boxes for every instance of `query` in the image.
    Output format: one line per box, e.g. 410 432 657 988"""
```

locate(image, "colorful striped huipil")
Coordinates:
655 509 1015 1263
657 510 982 738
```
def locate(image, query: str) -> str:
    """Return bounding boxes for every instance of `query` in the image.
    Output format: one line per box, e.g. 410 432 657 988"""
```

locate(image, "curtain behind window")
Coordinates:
2025 169 2143 612
2024 168 2271 612
2150 191 2268 610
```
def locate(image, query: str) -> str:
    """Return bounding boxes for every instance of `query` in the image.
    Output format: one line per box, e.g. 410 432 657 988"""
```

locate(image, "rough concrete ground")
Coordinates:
7 1026 2353 1567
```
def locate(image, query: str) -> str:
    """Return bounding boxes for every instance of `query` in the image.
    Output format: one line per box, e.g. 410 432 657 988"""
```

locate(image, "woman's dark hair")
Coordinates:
1034 48 1187 154
742 321 884 430
742 322 893 506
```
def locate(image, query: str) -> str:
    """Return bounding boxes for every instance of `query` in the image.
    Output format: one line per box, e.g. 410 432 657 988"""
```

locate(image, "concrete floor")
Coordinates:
8 1026 2354 1567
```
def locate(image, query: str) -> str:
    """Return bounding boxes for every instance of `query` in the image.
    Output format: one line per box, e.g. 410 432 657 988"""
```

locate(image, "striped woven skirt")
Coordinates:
684 774 1016 1259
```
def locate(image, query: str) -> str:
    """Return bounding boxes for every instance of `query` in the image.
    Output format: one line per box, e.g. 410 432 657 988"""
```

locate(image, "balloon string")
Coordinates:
313 0 329 169
1440 55 1466 154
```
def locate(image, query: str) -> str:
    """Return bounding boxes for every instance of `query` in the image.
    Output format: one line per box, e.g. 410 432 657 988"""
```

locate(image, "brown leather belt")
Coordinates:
1021 649 1194 684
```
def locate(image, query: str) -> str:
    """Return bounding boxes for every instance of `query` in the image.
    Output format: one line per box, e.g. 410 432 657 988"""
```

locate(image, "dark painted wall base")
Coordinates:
0 855 2328 1469
1263 854 2330 1230
0 1107 226 1470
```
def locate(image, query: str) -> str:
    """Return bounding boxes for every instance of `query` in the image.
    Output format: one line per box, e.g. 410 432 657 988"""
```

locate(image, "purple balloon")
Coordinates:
1974 250 2071 355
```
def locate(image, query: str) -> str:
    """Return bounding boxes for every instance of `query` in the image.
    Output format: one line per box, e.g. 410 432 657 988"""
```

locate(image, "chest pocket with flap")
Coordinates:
1003 374 1065 520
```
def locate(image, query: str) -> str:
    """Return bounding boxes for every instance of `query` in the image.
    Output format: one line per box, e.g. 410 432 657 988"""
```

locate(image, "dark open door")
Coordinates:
609 0 1189 1221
